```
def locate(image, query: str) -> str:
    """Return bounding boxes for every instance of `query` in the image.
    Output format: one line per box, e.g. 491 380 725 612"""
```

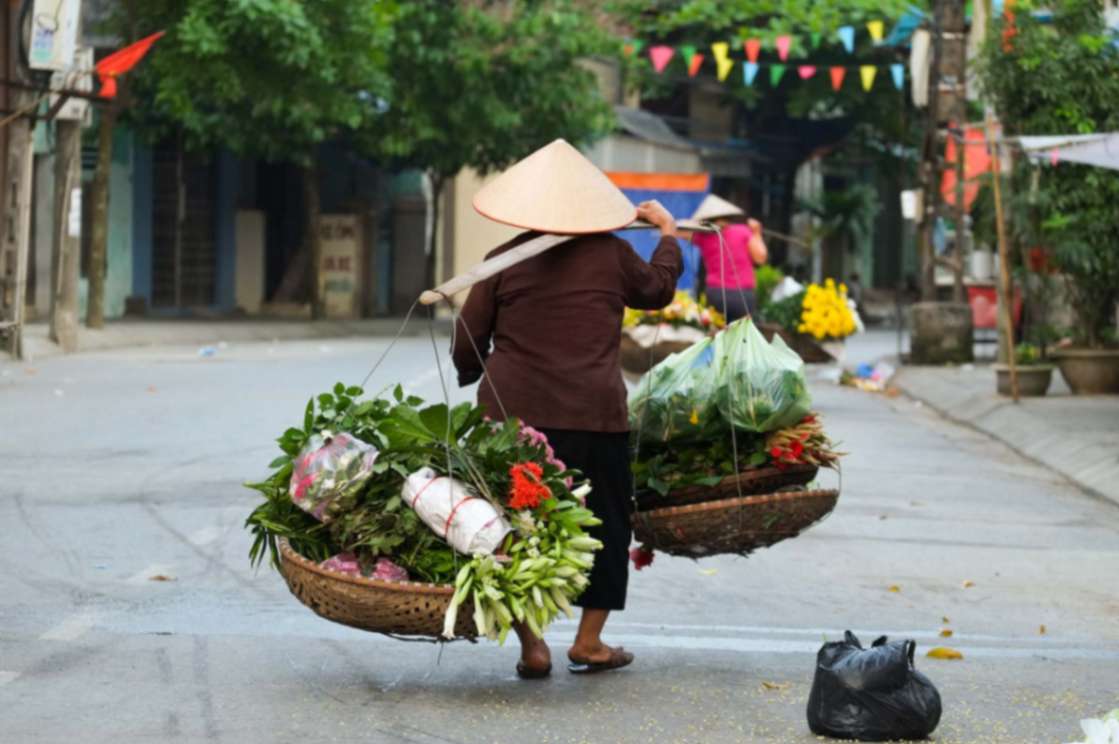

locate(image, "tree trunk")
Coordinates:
427 172 445 295
917 2 946 302
87 107 117 328
49 120 82 351
303 162 324 320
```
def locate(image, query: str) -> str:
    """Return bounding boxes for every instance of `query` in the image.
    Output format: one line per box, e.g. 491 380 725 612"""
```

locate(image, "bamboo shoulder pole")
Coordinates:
419 220 717 306
987 116 1019 402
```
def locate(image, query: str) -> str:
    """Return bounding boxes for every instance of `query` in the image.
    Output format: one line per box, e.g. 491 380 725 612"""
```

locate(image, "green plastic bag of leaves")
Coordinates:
628 337 719 445
710 318 811 433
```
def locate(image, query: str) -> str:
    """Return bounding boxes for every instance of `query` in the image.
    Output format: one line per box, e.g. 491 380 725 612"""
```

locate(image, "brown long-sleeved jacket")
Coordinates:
451 232 682 432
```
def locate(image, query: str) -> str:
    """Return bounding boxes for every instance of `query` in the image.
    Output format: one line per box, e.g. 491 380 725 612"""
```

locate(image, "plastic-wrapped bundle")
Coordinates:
807 631 942 741
711 319 811 433
628 338 719 444
289 432 378 522
402 467 511 555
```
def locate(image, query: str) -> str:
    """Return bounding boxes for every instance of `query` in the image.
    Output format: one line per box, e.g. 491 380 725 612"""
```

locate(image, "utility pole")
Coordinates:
0 16 36 359
917 0 968 303
49 118 81 351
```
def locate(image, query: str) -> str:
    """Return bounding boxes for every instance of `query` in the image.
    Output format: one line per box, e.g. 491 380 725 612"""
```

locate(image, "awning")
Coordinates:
1018 133 1119 171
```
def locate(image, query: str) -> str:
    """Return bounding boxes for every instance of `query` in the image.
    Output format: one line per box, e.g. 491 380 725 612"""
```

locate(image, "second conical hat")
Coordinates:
473 139 637 235
691 193 745 222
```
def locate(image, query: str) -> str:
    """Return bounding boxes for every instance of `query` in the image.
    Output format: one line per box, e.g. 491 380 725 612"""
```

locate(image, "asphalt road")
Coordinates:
2 334 1117 744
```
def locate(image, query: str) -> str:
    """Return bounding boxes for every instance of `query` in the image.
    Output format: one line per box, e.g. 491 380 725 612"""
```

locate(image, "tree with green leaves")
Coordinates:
361 1 617 289
977 0 1119 348
119 0 394 318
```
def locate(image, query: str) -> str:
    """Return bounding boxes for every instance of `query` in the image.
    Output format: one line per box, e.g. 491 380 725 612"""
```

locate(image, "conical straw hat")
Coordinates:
691 193 745 222
473 139 637 234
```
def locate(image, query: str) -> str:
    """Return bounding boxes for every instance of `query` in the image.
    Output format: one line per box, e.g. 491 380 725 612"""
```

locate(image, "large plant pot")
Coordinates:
908 302 974 365
993 364 1053 397
1051 348 1119 395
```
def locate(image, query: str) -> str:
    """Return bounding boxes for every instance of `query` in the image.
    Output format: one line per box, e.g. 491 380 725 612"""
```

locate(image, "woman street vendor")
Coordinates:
451 139 682 679
684 193 768 321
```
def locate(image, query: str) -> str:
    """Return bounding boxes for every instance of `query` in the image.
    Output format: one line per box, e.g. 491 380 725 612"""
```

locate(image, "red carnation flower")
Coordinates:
508 462 552 510
629 546 655 571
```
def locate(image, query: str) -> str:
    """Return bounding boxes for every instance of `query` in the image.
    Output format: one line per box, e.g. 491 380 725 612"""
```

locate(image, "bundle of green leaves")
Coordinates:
245 383 602 641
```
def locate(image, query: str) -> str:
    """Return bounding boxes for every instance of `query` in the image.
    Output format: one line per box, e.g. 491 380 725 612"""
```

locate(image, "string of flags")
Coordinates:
627 19 906 92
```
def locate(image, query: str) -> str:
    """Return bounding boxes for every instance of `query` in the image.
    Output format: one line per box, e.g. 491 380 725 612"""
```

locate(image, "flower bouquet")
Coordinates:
620 291 726 375
628 319 843 558
761 279 860 363
246 383 602 641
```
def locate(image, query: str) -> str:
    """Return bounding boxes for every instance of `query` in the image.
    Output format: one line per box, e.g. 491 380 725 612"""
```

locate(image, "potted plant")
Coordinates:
994 343 1053 397
979 0 1119 394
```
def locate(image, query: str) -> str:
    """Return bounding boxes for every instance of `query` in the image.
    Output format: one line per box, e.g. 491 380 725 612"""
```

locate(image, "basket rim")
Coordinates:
634 488 839 519
278 538 455 596
645 462 818 496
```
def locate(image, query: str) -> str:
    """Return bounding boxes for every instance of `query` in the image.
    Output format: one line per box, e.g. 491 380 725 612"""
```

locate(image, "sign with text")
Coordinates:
318 214 361 319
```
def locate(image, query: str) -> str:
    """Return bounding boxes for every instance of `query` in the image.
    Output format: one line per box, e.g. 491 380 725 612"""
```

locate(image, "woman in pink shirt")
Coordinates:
687 194 769 320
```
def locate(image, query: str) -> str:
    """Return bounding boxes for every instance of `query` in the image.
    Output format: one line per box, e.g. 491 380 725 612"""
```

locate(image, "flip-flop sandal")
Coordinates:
566 646 634 674
516 662 552 680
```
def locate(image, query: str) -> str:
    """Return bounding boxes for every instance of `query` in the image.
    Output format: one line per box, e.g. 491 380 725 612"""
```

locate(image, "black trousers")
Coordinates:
540 429 632 611
711 288 757 322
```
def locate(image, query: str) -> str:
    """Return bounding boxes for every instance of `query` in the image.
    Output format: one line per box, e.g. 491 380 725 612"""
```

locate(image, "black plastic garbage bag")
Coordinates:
807 631 942 741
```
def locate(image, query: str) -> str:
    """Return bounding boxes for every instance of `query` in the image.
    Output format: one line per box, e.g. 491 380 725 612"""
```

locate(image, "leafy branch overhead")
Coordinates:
363 1 617 182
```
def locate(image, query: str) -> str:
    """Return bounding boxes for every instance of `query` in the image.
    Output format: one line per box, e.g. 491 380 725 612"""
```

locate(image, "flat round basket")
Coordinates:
619 334 694 375
634 463 819 510
633 489 839 558
277 539 476 640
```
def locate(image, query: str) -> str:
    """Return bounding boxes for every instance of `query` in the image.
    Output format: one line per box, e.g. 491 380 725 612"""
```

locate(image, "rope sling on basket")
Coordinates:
628 225 841 558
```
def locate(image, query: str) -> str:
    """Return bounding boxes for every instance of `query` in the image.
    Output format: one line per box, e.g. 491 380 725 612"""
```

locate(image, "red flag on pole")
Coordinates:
96 31 165 98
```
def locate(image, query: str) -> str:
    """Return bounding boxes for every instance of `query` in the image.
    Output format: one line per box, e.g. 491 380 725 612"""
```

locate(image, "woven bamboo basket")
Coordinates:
634 463 819 510
619 334 695 375
633 488 839 557
277 539 476 640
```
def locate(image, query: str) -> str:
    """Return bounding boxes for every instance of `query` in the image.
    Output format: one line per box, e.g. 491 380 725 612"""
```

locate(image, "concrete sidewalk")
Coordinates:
12 315 451 361
893 362 1119 508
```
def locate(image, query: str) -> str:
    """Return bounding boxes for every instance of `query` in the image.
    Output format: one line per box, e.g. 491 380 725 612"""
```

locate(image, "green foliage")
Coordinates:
803 182 881 247
763 290 806 333
364 1 616 184
121 0 395 163
754 264 785 310
977 0 1119 347
1014 342 1042 366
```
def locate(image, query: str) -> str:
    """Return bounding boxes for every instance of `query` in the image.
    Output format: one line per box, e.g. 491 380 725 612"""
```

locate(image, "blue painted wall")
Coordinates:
613 186 709 294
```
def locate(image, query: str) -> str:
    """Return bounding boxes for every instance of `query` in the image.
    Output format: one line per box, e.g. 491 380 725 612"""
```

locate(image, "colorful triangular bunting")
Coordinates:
744 38 761 63
623 39 645 57
716 56 735 81
688 52 705 77
649 45 675 73
810 31 822 49
838 26 855 53
890 63 905 89
770 64 786 86
743 62 760 86
867 20 885 44
798 65 817 80
830 66 847 91
775 35 792 61
711 41 729 62
860 65 878 91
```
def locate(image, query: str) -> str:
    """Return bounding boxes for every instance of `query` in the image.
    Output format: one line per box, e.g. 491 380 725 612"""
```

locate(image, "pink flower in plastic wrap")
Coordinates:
518 424 574 488
370 558 408 582
320 553 362 576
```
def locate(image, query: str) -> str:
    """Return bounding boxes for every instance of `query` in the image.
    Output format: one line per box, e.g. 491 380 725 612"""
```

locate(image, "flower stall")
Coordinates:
620 291 726 375
628 318 842 561
246 385 602 641
761 279 860 363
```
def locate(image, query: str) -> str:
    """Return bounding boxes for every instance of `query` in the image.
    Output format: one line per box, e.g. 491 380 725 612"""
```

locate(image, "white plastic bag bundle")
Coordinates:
771 276 805 302
402 467 511 555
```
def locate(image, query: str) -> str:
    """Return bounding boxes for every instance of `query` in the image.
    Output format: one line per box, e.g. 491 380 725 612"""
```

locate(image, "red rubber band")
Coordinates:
410 475 444 510
443 496 479 537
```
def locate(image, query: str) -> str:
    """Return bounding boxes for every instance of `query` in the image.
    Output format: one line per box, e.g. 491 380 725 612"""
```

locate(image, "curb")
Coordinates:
892 370 1119 511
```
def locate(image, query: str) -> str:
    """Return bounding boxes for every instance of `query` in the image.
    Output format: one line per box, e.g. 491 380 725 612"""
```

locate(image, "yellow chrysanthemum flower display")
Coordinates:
624 291 726 332
795 279 857 341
